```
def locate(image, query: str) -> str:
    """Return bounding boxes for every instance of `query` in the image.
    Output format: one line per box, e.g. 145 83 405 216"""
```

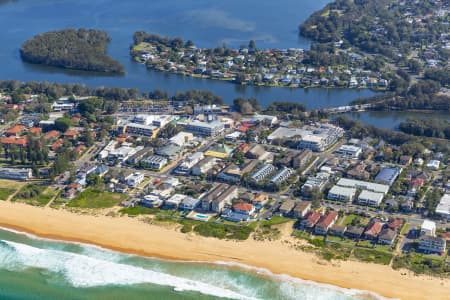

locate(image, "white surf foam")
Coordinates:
0 240 258 300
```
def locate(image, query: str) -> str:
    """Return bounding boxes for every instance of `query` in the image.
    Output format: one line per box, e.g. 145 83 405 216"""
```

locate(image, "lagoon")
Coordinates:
0 0 375 109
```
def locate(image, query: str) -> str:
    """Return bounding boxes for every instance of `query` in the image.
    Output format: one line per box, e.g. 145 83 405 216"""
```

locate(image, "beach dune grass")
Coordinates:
12 184 57 206
353 248 393 265
0 188 17 200
119 206 161 216
67 188 126 209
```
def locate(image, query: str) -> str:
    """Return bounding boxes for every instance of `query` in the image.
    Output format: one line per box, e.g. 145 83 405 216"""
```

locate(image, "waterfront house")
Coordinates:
293 201 311 219
364 221 383 240
314 211 338 235
300 211 321 229
418 235 446 254
279 200 296 216
329 224 347 237
345 226 365 240
378 228 397 246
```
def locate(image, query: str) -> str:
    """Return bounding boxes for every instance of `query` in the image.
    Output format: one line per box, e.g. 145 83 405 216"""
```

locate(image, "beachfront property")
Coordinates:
140 194 163 208
378 228 397 246
435 194 450 220
165 194 186 209
364 220 383 240
300 210 322 229
418 235 447 254
335 145 362 159
200 183 238 213
314 211 338 235
293 201 311 219
279 200 297 216
328 186 357 202
358 190 385 207
185 120 224 137
179 196 201 211
0 167 32 181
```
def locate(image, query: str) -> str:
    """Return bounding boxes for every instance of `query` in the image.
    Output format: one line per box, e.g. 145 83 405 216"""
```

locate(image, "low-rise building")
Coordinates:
301 172 330 196
364 221 383 240
125 172 145 187
279 200 296 216
141 155 168 170
140 194 163 208
375 166 401 186
269 167 293 184
345 226 365 240
314 211 338 235
185 120 224 137
336 178 389 195
179 196 201 211
418 235 446 254
329 224 347 237
0 167 32 181
293 201 311 218
335 145 362 158
292 149 313 169
358 190 384 207
436 194 450 220
169 131 194 147
301 210 321 229
328 186 356 202
233 202 255 216
174 152 204 175
251 164 276 182
165 194 186 209
191 157 216 176
378 228 397 245
421 220 436 237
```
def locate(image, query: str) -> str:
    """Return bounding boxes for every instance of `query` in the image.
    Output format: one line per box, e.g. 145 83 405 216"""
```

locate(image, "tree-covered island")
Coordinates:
20 29 125 74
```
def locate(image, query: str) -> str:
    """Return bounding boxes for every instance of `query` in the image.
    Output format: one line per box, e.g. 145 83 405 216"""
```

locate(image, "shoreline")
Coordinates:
0 201 448 300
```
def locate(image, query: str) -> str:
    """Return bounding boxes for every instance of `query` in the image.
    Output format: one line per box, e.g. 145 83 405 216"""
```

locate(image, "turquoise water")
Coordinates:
0 228 386 300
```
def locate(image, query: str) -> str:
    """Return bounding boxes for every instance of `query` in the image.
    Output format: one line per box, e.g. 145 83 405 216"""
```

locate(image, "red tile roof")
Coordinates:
304 211 321 224
29 127 42 134
316 211 338 227
365 221 383 237
5 125 25 135
64 130 78 138
0 136 27 147
44 130 61 140
387 218 404 230
233 202 253 212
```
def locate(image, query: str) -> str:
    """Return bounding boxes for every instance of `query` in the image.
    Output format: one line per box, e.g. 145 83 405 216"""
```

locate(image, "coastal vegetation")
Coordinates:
67 188 126 209
20 29 124 74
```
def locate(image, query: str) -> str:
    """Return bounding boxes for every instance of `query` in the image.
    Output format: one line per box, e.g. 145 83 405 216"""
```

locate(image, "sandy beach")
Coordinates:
0 201 447 300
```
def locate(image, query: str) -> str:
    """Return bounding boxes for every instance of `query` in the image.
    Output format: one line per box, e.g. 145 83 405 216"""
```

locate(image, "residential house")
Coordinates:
233 203 255 216
279 200 296 216
345 226 365 240
314 211 338 235
292 149 313 169
378 228 397 246
364 221 383 240
293 201 311 218
329 224 347 237
300 210 321 229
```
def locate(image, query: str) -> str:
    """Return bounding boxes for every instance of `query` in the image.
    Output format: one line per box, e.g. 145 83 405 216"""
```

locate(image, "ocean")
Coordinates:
0 228 387 300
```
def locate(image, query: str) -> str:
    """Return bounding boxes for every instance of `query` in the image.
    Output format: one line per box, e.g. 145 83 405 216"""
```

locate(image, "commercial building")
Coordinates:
375 167 401 186
328 186 357 202
335 145 362 159
108 145 142 162
155 144 182 160
169 132 194 147
0 167 32 181
358 190 385 207
185 120 224 137
122 123 158 137
297 123 344 152
336 178 389 195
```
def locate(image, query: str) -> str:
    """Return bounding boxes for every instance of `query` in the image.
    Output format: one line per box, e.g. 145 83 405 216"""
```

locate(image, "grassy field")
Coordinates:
0 179 26 200
67 188 126 209
119 206 161 216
